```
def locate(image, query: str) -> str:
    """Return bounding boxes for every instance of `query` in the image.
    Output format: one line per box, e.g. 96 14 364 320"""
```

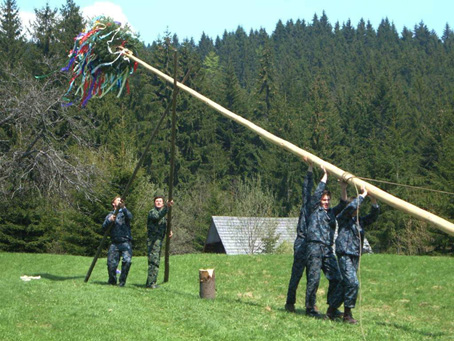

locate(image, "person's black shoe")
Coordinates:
306 307 323 319
325 306 343 320
343 314 358 324
334 309 344 318
343 308 358 324
285 303 295 313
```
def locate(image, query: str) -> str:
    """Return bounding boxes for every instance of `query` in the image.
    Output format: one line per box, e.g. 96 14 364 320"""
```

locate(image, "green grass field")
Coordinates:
1 252 453 340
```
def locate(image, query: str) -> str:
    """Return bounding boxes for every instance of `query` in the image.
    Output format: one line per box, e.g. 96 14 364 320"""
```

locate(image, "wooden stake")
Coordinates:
119 48 454 237
164 51 178 283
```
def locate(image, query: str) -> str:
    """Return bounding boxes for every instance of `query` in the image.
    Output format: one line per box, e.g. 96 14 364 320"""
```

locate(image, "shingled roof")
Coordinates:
204 216 298 255
204 216 373 255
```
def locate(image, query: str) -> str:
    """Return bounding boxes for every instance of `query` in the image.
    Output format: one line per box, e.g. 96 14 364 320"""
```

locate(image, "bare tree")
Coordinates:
0 61 97 200
229 176 279 254
237 217 279 254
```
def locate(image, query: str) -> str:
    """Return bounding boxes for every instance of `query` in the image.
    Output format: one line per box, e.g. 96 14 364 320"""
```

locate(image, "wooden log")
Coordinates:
199 269 216 299
119 48 454 237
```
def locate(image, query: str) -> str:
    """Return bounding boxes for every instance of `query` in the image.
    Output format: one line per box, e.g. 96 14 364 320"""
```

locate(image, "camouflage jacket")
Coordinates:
335 196 380 257
102 208 133 243
306 181 347 246
147 206 169 240
296 171 313 240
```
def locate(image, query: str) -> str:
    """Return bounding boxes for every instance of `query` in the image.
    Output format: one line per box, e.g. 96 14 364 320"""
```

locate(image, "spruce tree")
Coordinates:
0 0 24 68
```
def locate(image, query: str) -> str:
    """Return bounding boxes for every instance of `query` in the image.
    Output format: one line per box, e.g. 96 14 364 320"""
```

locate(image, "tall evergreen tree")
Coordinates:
253 40 277 119
55 0 84 58
0 0 24 67
30 3 58 57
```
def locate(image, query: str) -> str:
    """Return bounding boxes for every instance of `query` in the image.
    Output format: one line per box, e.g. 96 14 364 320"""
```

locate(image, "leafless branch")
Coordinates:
0 60 98 201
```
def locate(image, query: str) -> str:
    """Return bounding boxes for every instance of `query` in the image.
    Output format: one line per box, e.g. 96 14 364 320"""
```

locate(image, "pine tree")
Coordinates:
55 0 84 59
0 0 24 67
253 40 277 119
30 3 58 57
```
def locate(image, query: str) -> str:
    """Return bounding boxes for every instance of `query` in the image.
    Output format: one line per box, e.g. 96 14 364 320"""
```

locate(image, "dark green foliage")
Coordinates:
1 198 55 252
55 0 84 59
1 9 454 255
0 0 24 68
30 3 58 57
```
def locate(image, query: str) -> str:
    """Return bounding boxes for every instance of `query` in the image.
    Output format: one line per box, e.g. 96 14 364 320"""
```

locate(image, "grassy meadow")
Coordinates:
1 252 453 340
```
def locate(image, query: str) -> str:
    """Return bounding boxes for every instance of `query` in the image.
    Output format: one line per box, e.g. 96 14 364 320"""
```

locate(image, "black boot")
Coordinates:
107 267 117 285
306 306 323 318
343 307 358 324
325 306 337 320
285 303 295 313
118 261 131 287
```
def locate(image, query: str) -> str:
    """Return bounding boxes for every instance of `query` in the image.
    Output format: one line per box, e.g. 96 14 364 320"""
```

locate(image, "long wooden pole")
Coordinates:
164 51 178 283
120 48 454 237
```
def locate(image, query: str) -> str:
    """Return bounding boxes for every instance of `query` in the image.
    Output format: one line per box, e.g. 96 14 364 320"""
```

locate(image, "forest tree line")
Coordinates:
1 0 454 256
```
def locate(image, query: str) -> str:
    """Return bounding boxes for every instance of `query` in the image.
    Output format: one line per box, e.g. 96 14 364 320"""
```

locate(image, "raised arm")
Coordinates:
302 161 314 208
360 196 380 226
309 166 328 213
118 199 132 222
332 179 349 215
102 213 115 231
337 187 368 221
340 180 348 202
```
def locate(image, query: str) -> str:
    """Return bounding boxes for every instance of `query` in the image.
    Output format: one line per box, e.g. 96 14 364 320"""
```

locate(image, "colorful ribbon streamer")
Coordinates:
61 17 140 107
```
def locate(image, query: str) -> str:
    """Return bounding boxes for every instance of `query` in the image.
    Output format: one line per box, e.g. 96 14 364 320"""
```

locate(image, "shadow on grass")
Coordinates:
90 280 116 286
32 273 85 281
155 284 314 314
376 321 448 338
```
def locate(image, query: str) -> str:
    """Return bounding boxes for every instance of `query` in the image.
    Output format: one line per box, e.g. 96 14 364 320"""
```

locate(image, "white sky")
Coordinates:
18 0 453 44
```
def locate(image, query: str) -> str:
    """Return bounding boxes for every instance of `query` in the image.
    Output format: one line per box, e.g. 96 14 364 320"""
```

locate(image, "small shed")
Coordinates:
204 216 298 255
204 216 373 255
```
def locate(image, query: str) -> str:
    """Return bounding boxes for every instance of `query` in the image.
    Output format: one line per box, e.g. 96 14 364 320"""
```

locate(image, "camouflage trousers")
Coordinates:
286 238 307 305
107 241 132 285
146 236 164 287
305 242 343 309
337 254 360 308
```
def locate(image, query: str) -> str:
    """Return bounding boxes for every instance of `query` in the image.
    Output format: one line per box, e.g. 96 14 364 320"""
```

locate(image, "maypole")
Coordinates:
117 46 454 237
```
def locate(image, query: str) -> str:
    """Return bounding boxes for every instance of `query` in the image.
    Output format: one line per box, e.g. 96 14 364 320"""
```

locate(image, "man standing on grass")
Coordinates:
285 160 314 313
102 196 133 287
336 187 379 324
305 167 347 319
146 195 174 288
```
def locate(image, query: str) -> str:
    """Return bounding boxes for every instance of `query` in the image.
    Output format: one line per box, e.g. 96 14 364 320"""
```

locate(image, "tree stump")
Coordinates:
199 269 215 299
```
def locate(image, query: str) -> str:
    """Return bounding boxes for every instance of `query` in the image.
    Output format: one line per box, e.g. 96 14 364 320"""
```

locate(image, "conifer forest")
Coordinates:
1 0 454 256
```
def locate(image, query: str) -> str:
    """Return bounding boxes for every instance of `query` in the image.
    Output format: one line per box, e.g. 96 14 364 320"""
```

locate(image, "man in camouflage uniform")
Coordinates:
336 187 379 324
305 167 347 319
102 196 133 287
146 196 174 288
285 161 314 312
